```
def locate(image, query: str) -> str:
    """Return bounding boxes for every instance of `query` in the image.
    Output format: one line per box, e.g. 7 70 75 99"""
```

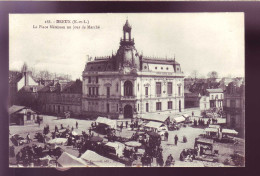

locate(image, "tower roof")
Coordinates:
123 19 132 31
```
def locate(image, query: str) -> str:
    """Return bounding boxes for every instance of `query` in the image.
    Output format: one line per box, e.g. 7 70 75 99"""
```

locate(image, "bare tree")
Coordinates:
207 71 218 79
190 70 199 80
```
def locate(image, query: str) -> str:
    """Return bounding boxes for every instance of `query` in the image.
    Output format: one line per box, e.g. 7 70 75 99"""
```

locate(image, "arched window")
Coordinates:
124 81 133 96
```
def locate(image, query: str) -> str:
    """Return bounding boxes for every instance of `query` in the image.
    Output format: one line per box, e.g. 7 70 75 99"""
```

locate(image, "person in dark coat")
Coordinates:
174 135 178 146
126 121 128 128
76 121 78 129
165 132 169 141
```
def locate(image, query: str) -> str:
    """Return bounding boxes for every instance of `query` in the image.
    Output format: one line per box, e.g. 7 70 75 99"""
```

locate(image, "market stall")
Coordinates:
57 152 87 167
80 150 125 167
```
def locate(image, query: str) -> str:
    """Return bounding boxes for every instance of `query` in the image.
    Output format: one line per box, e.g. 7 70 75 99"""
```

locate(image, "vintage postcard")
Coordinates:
9 13 245 167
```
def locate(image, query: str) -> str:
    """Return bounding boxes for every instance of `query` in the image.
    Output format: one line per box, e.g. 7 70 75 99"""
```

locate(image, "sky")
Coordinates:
9 13 244 80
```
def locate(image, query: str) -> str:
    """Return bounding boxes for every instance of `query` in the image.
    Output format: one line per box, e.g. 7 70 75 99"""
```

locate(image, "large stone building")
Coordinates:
82 20 184 119
223 82 245 137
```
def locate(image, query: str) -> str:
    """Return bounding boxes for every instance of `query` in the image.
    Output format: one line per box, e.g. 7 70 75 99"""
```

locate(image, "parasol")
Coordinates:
125 141 142 147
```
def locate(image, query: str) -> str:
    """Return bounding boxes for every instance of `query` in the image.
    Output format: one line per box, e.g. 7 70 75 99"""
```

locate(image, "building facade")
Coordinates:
206 89 224 109
223 82 245 137
82 20 185 119
38 80 82 117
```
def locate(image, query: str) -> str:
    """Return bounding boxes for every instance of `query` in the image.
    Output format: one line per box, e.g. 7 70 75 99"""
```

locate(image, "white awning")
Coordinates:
222 129 238 135
144 121 164 129
47 138 68 145
80 150 124 167
208 125 221 129
96 117 117 129
57 152 87 167
140 113 169 122
105 142 125 149
204 128 218 133
173 116 185 123
182 114 190 118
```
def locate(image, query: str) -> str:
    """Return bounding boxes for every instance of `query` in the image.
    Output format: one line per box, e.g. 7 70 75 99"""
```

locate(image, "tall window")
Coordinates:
107 87 110 98
124 81 133 96
96 76 98 83
96 87 99 95
178 86 181 96
168 101 173 109
92 87 95 95
167 82 172 95
230 100 236 108
156 82 161 95
211 95 214 100
156 102 162 111
146 103 149 112
89 87 91 95
88 77 91 83
138 104 139 111
107 103 110 113
216 95 218 99
116 83 119 92
145 87 148 96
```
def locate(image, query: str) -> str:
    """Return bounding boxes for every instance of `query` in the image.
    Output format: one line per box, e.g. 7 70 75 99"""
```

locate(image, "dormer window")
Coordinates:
166 67 169 70
155 67 157 70
161 67 163 70
144 66 147 69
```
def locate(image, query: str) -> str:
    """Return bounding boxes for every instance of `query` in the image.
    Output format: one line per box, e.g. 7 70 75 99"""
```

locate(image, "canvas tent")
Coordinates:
144 121 168 134
204 128 219 133
140 113 169 123
80 150 125 167
47 138 68 145
57 152 87 167
172 116 185 123
222 129 238 135
96 117 117 129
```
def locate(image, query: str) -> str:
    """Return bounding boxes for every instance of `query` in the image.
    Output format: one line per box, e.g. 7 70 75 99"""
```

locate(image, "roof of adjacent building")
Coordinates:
9 105 26 114
206 88 223 93
9 71 23 84
18 85 45 93
37 79 82 94
142 58 180 65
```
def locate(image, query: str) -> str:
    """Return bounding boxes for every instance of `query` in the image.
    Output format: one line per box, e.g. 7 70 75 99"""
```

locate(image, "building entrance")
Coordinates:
124 105 133 118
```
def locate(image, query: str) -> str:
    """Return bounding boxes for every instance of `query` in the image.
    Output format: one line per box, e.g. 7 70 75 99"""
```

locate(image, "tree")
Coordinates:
190 70 199 80
207 71 218 79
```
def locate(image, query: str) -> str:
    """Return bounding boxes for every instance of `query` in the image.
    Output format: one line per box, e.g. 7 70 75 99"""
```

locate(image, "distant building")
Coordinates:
198 88 224 111
9 105 37 125
206 89 224 109
9 63 39 106
199 96 210 110
223 82 245 137
82 20 184 119
184 89 200 108
38 79 82 117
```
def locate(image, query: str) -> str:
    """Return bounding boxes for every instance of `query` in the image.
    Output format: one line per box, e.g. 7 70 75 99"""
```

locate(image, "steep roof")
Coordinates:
18 85 45 93
62 80 82 94
142 58 180 65
9 105 26 114
9 71 23 84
